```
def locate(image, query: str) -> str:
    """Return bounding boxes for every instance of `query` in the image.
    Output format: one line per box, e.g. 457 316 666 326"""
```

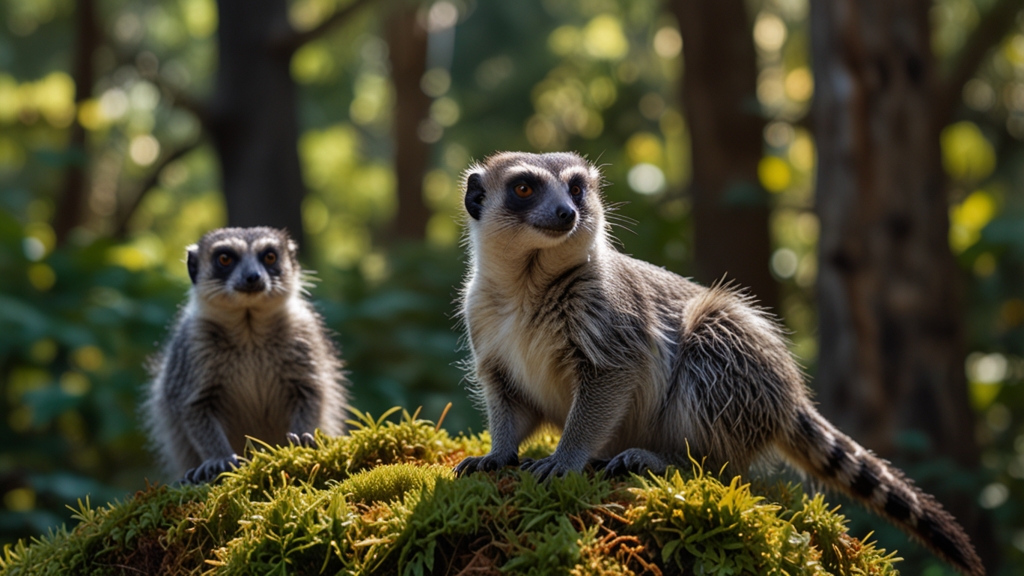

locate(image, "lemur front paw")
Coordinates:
454 451 519 476
605 448 667 477
287 432 317 448
520 455 584 481
183 455 240 484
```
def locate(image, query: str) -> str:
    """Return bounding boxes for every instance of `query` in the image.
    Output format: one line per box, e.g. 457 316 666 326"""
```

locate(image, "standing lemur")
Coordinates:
144 227 348 484
453 152 984 576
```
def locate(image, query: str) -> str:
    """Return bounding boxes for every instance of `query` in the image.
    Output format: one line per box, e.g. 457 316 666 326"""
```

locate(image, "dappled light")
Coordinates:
2 0 1024 572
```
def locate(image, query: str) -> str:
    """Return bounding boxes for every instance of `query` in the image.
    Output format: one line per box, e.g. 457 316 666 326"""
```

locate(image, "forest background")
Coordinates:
1 0 1024 573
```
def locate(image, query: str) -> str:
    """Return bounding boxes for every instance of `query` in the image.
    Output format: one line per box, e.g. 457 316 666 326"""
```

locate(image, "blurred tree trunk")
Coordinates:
811 0 1009 567
53 0 99 244
208 0 306 246
386 4 431 241
670 0 778 311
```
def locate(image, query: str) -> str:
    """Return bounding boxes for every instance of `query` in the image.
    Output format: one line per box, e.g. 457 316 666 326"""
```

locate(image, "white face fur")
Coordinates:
186 227 299 311
463 152 606 257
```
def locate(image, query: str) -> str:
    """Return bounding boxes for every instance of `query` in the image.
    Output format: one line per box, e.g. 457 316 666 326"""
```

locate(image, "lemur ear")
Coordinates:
465 172 486 220
287 239 298 260
186 245 199 284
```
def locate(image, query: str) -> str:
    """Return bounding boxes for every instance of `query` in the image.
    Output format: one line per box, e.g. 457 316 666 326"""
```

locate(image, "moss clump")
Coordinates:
0 409 900 576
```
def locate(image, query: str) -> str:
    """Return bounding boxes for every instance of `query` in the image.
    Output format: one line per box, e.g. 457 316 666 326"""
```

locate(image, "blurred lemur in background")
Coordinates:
143 227 348 484
454 152 985 576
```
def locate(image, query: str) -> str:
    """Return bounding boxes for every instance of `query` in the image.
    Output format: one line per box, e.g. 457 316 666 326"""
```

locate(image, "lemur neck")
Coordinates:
472 229 609 298
192 294 298 341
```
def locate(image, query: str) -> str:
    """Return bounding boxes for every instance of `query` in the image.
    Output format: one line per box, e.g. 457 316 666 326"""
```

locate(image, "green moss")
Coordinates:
0 410 901 576
340 463 452 505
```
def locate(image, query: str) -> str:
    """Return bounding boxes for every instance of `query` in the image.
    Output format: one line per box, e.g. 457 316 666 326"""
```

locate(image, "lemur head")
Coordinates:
462 152 606 255
186 227 300 309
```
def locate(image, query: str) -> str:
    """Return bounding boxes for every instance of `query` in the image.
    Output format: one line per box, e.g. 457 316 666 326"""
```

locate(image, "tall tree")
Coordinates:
208 0 306 243
811 0 1020 568
670 0 778 312
386 3 432 241
179 0 379 248
52 0 100 244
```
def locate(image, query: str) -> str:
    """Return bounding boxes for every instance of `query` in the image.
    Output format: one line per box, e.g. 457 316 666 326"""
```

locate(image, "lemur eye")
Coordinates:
514 183 533 198
571 185 582 196
218 254 232 267
263 252 277 265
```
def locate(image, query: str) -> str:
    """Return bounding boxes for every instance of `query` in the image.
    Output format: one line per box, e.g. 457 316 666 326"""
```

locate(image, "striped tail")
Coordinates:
778 407 985 576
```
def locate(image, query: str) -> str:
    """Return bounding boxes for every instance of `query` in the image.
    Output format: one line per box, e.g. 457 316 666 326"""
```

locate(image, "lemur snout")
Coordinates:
235 267 266 293
554 203 576 226
535 201 576 233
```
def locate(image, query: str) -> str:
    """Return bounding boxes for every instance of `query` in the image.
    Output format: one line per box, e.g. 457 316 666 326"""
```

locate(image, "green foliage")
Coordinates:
0 210 187 542
630 470 827 575
0 484 209 576
315 246 482 436
791 494 899 576
0 410 901 576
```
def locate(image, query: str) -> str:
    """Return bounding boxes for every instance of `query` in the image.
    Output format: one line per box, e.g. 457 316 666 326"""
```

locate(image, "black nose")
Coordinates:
235 270 266 293
555 204 576 223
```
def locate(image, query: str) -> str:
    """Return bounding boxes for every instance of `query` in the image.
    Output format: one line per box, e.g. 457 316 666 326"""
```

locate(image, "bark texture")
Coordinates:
53 0 99 244
671 0 778 311
208 0 307 246
386 5 432 241
811 0 994 567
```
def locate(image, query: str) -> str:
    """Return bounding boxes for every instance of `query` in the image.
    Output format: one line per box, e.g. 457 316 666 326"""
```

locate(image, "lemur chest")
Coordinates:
208 336 294 444
468 297 575 424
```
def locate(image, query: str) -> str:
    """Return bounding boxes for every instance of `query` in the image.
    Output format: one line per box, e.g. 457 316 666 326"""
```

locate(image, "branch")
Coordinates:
113 139 204 239
141 70 211 127
276 0 381 54
936 0 1024 126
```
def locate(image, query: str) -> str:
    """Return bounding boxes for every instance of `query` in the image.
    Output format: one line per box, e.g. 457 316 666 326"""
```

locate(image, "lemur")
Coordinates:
453 152 984 576
143 227 348 484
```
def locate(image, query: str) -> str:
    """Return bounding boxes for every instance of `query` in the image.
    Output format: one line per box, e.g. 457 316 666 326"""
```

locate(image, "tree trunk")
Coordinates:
671 0 778 311
386 4 431 241
53 0 99 244
209 0 306 245
811 0 994 566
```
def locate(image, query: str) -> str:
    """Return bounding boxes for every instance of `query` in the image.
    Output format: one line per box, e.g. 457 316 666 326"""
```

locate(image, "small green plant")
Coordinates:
0 410 901 576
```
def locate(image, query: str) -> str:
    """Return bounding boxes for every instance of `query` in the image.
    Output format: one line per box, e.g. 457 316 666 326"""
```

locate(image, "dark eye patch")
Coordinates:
211 249 237 280
566 176 591 214
260 248 282 276
505 175 542 213
567 176 587 203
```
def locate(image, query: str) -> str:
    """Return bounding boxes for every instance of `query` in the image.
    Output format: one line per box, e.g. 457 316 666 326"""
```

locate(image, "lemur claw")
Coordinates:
287 432 317 448
454 451 519 476
520 455 579 481
182 454 240 484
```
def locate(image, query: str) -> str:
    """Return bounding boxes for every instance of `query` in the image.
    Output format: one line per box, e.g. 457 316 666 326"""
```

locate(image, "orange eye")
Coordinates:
218 254 232 266
264 252 277 265
514 183 533 198
571 185 582 196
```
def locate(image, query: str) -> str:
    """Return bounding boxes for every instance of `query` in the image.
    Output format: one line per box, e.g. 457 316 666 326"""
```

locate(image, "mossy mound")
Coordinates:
0 409 899 575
